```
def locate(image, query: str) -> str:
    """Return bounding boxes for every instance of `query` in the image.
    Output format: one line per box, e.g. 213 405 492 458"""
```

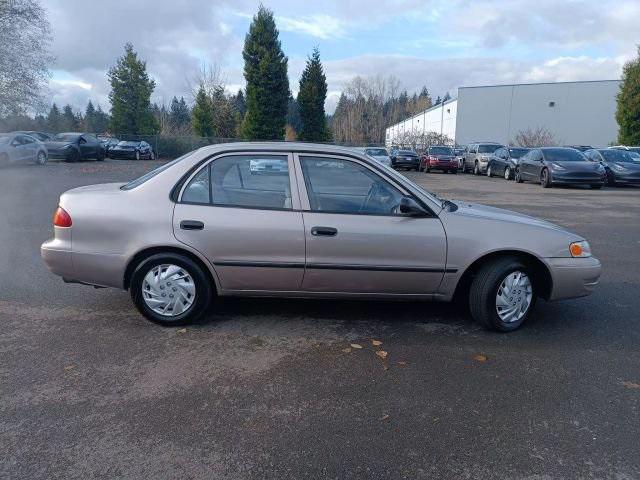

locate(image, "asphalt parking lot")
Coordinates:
2 159 639 479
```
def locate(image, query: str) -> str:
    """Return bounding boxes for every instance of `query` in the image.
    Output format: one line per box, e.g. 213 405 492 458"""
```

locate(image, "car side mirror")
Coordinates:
399 196 428 217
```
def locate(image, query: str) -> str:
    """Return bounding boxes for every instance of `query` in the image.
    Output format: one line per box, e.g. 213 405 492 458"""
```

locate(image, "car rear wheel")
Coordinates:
541 168 551 188
486 165 492 177
515 168 523 183
469 257 536 332
504 166 511 180
474 162 480 175
130 253 213 326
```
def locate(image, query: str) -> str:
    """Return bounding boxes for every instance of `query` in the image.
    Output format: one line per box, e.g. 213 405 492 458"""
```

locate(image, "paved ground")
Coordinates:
1 159 639 479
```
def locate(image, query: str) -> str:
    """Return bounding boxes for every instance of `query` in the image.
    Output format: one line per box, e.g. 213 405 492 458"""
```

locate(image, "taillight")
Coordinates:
53 207 72 227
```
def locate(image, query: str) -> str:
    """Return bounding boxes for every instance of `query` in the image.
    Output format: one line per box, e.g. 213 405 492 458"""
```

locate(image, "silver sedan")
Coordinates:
41 142 601 331
0 132 48 165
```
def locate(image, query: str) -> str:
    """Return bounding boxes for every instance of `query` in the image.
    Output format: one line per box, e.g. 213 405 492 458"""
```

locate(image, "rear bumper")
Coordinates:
41 238 75 280
545 256 602 301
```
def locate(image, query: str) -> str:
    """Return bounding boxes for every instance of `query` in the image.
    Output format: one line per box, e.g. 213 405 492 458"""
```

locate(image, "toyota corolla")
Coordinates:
41 143 601 331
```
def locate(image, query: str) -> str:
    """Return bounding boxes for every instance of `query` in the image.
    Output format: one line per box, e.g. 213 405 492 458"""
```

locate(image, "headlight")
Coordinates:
570 241 592 258
612 163 627 171
550 162 565 171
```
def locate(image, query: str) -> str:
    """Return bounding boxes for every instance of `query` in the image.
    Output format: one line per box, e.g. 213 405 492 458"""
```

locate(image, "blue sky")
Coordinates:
45 0 637 114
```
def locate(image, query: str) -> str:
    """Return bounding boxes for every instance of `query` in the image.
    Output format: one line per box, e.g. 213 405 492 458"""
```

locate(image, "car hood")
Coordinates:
551 161 600 171
452 201 571 234
371 155 390 161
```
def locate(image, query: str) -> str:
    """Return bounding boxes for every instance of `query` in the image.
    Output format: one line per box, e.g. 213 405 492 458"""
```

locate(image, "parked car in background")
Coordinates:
609 145 640 154
487 147 530 180
462 142 504 175
584 148 640 186
41 142 601 332
420 145 458 173
249 158 289 175
515 147 606 188
0 132 48 165
14 131 52 142
98 136 120 157
390 149 420 170
453 147 465 169
109 140 155 160
45 133 105 162
362 147 392 168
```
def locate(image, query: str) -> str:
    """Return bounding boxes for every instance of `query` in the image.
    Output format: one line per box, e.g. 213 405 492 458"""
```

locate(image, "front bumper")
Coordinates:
429 162 457 171
109 150 137 159
551 171 606 185
545 256 602 301
611 171 640 184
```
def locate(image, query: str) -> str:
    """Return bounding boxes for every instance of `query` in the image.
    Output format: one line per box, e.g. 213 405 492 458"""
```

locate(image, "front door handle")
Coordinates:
311 226 337 237
180 220 204 230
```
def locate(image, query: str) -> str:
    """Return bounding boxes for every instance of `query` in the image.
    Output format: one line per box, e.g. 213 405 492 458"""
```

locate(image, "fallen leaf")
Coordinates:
371 340 383 346
376 350 388 359
397 361 407 366
379 414 390 421
63 365 75 371
341 347 352 354
350 343 363 349
473 354 487 362
177 328 187 334
622 381 640 389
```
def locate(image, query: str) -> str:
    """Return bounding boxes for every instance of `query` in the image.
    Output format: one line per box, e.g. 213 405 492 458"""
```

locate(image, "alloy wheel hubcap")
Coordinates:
142 264 196 317
495 271 533 323
505 168 510 179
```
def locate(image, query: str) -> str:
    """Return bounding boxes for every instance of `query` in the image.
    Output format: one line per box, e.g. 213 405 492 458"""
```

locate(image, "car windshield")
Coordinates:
478 144 502 153
397 150 416 156
453 148 464 155
600 150 639 163
365 148 387 156
121 153 193 190
509 148 529 158
53 133 80 142
543 148 587 162
118 141 140 147
429 146 453 155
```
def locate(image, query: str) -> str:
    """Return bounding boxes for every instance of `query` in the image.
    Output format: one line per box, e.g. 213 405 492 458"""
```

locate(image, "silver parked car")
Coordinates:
41 142 601 332
462 142 505 175
359 147 392 168
0 132 48 165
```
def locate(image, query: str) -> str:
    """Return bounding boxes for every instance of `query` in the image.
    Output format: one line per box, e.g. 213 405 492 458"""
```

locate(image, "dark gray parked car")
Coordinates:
515 147 606 188
45 133 106 162
487 147 530 180
584 148 640 186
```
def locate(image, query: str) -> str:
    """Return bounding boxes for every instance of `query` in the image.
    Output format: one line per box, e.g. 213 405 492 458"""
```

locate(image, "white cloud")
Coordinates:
277 14 347 39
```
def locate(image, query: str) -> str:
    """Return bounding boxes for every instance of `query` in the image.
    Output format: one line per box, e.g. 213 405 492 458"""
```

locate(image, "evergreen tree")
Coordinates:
241 5 289 140
442 92 451 102
93 105 109 133
84 100 96 132
169 96 191 132
434 95 442 105
192 86 214 136
616 46 640 145
61 104 77 131
297 47 328 141
108 43 157 134
46 103 62 132
211 86 237 138
232 89 247 118
286 95 302 135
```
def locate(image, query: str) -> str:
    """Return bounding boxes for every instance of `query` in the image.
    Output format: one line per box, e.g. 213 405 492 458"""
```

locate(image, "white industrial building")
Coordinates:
385 80 621 147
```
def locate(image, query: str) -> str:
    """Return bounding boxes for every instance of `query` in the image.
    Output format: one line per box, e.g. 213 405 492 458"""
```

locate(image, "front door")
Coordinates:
173 153 305 292
295 154 447 295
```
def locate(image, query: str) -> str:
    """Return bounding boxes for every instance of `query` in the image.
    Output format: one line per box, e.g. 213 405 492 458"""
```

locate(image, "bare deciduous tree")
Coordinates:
0 0 53 116
393 129 454 151
511 126 558 147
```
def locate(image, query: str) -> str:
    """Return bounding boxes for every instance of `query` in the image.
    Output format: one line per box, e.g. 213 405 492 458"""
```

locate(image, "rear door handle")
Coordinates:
180 220 204 230
311 226 337 237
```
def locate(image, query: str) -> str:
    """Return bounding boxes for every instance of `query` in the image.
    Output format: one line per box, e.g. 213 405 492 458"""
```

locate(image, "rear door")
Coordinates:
294 154 447 295
173 152 306 292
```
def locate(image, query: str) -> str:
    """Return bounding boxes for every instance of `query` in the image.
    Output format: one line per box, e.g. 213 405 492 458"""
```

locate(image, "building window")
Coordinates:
548 101 556 107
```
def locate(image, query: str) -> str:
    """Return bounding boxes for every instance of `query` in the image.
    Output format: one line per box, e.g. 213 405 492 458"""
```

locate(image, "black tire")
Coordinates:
469 257 537 332
515 168 523 183
97 150 105 161
461 162 466 173
486 165 492 177
67 149 80 163
590 184 603 189
35 151 47 165
541 168 551 188
605 170 615 186
130 253 213 327
504 166 511 180
451 169 457 174
150 151 155 160
474 161 480 175
135 151 140 161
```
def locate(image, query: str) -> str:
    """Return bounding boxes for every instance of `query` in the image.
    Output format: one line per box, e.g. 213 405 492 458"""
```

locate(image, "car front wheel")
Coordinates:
515 168 523 183
130 253 213 326
486 165 492 177
474 162 480 175
504 166 511 180
469 257 536 332
541 168 551 188
36 151 47 165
